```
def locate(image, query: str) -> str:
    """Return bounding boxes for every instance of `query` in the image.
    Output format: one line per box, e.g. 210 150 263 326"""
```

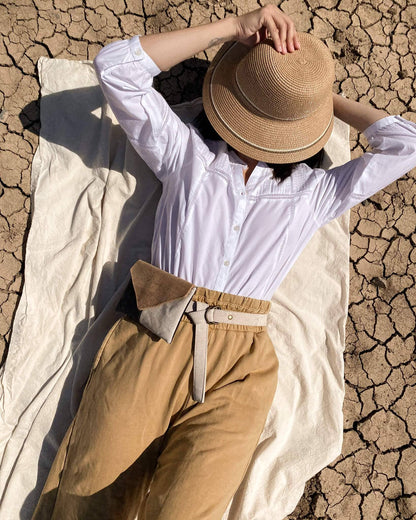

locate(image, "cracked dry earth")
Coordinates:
1 0 416 519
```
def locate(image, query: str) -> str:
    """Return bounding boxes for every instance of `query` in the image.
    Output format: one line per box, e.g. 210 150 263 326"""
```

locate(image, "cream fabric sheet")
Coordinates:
0 56 350 519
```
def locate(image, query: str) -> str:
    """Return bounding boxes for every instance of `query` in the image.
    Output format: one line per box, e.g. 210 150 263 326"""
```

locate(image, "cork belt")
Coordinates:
183 300 269 404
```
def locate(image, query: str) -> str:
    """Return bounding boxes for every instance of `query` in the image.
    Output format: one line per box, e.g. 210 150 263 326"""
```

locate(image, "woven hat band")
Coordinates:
234 38 335 121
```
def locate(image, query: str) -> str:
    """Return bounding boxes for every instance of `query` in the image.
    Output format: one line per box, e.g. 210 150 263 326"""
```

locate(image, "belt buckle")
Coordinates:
205 305 221 324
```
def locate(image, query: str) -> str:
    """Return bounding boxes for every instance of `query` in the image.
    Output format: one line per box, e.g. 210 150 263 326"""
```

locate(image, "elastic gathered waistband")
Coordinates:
180 286 270 331
190 286 271 314
126 259 270 323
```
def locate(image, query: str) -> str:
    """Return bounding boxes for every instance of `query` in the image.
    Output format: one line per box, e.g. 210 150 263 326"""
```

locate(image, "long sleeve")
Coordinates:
93 34 201 183
312 115 416 227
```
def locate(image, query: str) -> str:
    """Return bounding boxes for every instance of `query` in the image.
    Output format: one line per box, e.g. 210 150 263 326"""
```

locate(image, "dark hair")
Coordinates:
190 108 325 182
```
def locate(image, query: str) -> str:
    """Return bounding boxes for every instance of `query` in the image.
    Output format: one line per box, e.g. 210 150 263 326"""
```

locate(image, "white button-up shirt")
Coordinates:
93 34 416 301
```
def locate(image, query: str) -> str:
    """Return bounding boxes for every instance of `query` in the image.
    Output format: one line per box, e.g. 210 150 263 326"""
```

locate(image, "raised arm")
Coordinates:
139 16 237 72
139 4 301 72
332 92 389 132
92 17 237 184
312 95 416 227
92 6 301 183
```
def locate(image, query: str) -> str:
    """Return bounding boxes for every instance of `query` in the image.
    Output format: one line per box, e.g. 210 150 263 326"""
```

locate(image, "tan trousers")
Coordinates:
32 273 279 520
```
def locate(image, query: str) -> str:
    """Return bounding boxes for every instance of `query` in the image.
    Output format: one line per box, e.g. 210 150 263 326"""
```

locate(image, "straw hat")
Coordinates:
202 31 336 164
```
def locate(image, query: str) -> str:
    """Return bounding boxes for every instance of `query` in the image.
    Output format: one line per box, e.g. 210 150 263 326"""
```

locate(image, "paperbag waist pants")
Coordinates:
32 266 279 520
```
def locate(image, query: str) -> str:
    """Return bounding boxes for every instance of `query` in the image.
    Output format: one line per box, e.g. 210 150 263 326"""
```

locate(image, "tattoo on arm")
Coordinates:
207 36 229 49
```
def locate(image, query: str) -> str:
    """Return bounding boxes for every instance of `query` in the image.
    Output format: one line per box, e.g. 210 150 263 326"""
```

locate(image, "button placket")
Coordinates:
214 191 247 291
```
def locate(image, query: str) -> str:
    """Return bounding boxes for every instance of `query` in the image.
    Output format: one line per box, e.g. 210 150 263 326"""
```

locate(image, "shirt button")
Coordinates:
135 48 142 56
240 191 245 196
233 225 240 231
224 260 230 266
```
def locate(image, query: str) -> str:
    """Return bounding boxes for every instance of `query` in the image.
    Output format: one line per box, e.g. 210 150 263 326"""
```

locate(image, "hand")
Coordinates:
234 5 301 54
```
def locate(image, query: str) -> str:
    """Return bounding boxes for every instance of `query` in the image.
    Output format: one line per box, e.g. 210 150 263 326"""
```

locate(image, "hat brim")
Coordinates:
202 36 334 164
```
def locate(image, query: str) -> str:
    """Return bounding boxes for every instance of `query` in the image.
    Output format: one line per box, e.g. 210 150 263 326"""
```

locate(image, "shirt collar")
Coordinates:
214 140 271 173
210 141 274 193
228 146 270 170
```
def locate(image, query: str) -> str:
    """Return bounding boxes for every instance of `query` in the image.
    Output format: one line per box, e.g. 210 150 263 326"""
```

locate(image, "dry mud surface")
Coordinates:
1 0 416 519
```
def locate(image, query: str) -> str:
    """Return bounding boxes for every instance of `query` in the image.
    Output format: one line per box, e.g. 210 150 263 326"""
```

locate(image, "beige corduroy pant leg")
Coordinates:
32 282 279 520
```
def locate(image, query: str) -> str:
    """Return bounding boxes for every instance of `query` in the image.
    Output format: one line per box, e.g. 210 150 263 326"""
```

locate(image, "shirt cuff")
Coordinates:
127 34 162 77
362 114 398 141
93 34 162 78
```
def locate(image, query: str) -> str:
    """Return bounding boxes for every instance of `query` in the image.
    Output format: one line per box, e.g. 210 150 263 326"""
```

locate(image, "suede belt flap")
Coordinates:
130 259 197 343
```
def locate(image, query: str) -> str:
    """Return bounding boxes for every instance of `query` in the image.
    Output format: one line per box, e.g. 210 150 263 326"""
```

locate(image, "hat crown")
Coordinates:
201 31 335 163
234 35 335 121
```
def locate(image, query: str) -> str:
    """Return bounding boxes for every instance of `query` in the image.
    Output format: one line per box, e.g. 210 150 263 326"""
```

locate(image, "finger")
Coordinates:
285 21 297 52
280 14 301 51
273 13 299 54
265 18 282 52
287 19 301 51
261 5 280 50
277 20 287 54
